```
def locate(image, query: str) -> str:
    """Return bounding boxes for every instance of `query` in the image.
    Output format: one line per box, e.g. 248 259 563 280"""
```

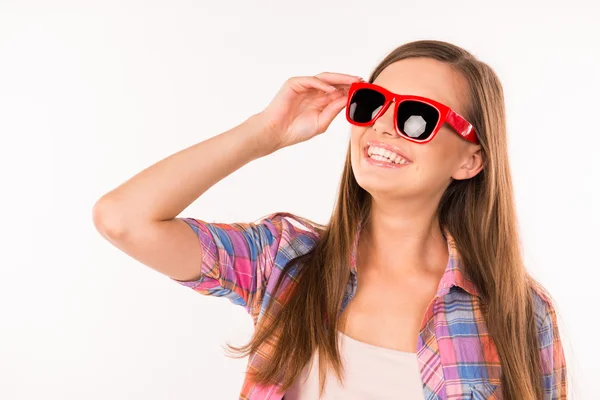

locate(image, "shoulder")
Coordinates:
529 279 559 332
528 279 568 396
249 211 324 256
254 211 325 239
528 279 566 360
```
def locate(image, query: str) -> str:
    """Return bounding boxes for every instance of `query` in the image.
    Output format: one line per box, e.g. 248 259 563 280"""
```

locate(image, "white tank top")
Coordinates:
284 330 424 399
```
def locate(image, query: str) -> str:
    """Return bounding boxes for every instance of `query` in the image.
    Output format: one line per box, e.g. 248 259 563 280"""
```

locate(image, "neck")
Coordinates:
358 198 449 280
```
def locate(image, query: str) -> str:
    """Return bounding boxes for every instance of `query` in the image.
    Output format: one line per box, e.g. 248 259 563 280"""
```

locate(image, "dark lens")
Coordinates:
348 88 386 123
396 100 440 141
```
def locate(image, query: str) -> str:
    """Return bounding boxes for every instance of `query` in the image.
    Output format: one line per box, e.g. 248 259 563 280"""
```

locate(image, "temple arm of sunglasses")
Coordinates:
446 110 479 144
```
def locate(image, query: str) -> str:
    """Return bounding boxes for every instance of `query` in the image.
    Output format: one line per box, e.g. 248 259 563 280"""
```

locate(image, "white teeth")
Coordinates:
367 145 409 164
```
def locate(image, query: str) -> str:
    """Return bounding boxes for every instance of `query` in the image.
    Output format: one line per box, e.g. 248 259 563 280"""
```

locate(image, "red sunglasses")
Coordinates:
345 81 479 144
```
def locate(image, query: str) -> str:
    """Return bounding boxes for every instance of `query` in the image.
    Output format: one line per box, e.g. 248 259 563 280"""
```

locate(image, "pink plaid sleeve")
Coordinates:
170 212 317 317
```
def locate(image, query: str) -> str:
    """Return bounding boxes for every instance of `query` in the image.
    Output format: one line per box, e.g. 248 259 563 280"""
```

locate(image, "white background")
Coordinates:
1 1 598 399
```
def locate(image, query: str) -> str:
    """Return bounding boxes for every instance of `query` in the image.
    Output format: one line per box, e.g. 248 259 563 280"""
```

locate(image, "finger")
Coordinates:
317 95 348 133
314 72 364 86
290 76 338 94
331 84 351 96
325 87 347 101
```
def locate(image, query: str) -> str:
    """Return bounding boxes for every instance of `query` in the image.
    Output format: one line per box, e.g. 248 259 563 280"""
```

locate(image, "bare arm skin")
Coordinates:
92 73 361 282
92 113 275 281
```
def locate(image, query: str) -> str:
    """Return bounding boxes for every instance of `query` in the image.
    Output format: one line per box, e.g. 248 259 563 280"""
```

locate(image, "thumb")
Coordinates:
317 96 348 133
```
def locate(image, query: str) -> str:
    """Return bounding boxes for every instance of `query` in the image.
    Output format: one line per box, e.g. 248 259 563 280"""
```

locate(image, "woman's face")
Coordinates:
350 57 483 201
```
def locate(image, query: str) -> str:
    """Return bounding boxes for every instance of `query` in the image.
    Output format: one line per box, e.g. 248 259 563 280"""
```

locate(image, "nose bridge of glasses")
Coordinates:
372 97 398 135
378 97 397 120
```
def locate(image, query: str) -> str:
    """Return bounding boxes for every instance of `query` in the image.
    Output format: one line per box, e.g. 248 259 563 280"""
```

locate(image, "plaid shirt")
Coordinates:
172 211 567 400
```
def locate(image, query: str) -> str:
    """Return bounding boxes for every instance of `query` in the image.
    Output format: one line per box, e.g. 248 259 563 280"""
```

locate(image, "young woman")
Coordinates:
93 40 568 399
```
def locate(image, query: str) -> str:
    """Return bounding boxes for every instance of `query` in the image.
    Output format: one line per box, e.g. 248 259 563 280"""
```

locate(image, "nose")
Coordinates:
372 100 398 137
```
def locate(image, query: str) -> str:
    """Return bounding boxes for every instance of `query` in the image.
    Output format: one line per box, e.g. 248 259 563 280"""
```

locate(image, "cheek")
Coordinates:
350 126 363 141
413 145 457 179
417 130 463 173
350 127 366 154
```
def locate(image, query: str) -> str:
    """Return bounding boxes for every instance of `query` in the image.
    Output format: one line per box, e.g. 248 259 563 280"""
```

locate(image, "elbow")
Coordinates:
92 196 129 240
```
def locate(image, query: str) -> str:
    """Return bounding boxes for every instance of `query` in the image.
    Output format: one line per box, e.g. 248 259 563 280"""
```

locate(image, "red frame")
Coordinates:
345 81 479 144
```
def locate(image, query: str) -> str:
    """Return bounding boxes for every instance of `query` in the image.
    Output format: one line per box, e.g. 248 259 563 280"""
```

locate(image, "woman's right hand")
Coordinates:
254 72 364 151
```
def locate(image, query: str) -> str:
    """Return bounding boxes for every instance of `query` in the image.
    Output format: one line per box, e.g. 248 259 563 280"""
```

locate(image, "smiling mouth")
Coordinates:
363 141 413 163
362 146 412 168
363 142 413 164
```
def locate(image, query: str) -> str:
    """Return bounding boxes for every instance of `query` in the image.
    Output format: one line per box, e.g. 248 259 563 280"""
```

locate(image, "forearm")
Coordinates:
94 113 276 230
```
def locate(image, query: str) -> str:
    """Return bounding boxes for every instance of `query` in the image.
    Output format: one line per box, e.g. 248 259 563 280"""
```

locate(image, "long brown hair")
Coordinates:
226 39 559 400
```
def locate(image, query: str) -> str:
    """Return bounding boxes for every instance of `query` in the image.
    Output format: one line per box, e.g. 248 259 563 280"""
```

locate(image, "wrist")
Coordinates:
244 113 283 156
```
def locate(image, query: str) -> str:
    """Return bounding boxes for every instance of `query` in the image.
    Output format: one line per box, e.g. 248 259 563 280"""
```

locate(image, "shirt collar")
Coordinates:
349 220 481 299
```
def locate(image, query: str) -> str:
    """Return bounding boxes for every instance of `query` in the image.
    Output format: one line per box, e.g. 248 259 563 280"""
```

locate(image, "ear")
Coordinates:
452 146 484 180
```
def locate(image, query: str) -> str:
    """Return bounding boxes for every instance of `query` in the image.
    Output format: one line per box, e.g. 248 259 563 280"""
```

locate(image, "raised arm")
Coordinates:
92 113 275 281
92 73 360 304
